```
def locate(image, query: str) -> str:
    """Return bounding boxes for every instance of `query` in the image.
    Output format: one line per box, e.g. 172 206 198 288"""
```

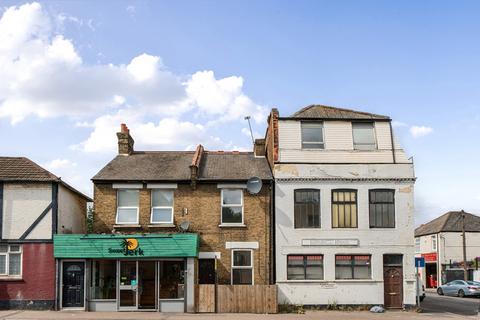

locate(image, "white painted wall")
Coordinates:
275 163 416 306
2 183 52 239
277 120 410 163
58 184 86 234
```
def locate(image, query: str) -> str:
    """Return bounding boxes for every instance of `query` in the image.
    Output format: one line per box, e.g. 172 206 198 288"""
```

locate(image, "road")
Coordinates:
421 291 479 316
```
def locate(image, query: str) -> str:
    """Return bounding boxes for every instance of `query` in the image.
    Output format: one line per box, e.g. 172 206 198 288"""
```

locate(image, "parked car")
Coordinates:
437 280 480 297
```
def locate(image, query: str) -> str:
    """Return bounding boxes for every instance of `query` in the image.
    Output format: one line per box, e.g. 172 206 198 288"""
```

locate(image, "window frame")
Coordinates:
150 189 174 224
220 189 244 226
287 255 324 280
431 235 437 251
231 249 254 285
352 122 377 150
301 121 325 149
369 189 396 228
415 238 421 253
331 189 358 228
0 244 22 278
335 254 372 280
294 189 321 229
115 189 140 224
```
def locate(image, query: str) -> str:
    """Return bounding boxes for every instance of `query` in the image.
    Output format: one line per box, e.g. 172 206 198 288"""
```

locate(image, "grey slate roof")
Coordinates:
289 105 390 120
0 156 92 201
92 151 272 182
415 211 480 237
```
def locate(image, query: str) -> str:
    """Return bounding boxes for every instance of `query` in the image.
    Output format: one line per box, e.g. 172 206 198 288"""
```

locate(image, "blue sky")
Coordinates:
1 1 479 224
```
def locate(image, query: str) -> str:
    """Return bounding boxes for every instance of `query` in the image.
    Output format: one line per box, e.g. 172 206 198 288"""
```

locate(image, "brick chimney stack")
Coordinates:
254 138 266 157
117 123 134 155
189 144 204 189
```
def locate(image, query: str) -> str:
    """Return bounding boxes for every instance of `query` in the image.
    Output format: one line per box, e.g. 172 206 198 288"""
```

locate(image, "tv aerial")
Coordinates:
246 176 263 195
179 221 190 232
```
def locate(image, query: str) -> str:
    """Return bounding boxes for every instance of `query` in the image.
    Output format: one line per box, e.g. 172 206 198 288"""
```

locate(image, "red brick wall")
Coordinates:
0 243 55 301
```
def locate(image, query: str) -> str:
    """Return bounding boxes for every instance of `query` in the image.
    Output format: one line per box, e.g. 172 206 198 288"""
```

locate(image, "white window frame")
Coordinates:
115 189 139 224
150 189 174 224
352 122 377 150
415 238 421 253
431 235 437 251
0 244 22 278
220 189 244 226
301 122 325 149
231 249 254 285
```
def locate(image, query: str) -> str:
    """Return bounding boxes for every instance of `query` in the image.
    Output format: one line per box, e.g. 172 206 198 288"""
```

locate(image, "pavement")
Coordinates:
0 309 477 320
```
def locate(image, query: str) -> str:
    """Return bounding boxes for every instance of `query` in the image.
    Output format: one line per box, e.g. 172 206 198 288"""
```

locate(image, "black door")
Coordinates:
62 262 85 308
198 259 216 284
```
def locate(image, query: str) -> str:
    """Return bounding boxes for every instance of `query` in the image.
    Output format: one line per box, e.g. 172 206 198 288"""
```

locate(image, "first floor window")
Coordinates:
369 189 395 228
0 245 22 277
415 238 421 253
301 122 324 149
232 250 253 285
91 260 116 299
221 189 244 224
294 189 320 228
116 189 139 224
352 122 376 150
332 189 358 228
151 189 174 223
335 255 371 279
287 255 324 280
431 235 437 251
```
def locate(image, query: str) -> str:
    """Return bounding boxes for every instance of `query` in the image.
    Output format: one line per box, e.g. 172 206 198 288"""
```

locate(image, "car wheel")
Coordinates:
458 290 465 298
437 288 443 295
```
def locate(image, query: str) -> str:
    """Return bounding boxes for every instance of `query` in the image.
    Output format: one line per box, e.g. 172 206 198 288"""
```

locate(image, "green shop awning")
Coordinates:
54 233 199 259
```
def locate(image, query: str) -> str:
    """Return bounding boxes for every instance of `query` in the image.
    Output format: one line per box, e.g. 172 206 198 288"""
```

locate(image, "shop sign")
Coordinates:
421 252 437 262
108 238 144 256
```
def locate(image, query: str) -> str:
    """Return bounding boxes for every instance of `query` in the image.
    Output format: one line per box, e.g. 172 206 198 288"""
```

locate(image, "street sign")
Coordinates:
415 257 425 268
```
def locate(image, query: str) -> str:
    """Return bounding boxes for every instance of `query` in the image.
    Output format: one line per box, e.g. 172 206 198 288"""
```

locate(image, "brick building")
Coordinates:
53 124 273 312
0 157 91 309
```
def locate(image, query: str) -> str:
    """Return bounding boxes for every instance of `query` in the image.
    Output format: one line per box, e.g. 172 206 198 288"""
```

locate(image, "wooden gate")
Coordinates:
196 285 277 313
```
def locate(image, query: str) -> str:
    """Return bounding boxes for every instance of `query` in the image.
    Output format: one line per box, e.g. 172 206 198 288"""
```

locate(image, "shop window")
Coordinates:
335 255 371 279
91 260 116 299
301 122 324 149
221 189 243 225
151 189 174 224
0 244 22 277
159 261 184 299
352 122 376 150
116 189 139 224
232 250 253 285
369 189 395 228
287 255 324 280
332 189 358 228
294 189 320 228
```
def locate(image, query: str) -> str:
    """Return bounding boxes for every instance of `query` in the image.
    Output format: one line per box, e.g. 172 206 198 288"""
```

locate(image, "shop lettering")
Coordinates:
107 247 144 256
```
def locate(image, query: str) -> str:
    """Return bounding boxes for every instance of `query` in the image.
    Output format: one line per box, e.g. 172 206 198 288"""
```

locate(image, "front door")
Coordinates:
383 254 403 308
119 261 137 310
62 262 85 308
119 261 157 310
198 259 216 284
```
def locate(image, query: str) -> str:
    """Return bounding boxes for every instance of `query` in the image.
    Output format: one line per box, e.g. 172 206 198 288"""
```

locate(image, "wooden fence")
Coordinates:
196 284 277 313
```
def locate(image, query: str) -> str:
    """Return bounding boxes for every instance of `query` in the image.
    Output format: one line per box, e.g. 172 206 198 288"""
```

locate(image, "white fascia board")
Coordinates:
217 184 247 189
225 241 259 249
112 183 143 189
146 183 178 189
199 252 221 259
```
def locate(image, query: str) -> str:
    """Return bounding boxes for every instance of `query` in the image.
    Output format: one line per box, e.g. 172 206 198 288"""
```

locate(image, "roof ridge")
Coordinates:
291 104 390 119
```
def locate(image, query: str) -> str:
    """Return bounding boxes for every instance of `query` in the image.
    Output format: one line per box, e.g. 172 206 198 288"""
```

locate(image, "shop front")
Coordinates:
53 233 199 312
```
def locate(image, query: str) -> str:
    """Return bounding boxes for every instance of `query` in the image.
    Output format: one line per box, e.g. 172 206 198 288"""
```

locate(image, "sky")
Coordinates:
1 1 479 225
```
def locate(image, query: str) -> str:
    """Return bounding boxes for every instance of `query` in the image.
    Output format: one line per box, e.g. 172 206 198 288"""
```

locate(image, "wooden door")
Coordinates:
383 267 403 308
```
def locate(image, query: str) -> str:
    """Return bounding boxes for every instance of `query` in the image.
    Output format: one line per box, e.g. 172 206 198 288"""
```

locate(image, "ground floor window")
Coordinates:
335 255 371 279
159 260 185 299
0 244 22 277
287 255 324 280
231 250 253 285
91 260 116 299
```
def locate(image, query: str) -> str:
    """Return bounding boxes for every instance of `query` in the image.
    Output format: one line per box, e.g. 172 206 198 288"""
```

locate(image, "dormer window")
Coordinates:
352 122 376 150
301 122 324 149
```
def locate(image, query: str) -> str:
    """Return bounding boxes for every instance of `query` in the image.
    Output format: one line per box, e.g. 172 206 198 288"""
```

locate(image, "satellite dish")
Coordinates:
179 221 190 232
246 177 263 195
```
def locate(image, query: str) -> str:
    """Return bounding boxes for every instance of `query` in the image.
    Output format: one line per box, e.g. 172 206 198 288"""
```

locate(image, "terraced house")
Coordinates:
53 124 273 312
0 157 90 309
266 105 416 309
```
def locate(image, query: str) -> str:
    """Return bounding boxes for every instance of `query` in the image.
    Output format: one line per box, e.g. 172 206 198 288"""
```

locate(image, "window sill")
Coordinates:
148 224 176 228
218 224 247 228
113 224 142 228
0 277 23 282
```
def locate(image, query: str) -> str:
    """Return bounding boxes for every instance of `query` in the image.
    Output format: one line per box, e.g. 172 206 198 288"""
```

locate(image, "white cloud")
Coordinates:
410 125 433 138
44 158 77 170
0 2 267 133
126 5 136 15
